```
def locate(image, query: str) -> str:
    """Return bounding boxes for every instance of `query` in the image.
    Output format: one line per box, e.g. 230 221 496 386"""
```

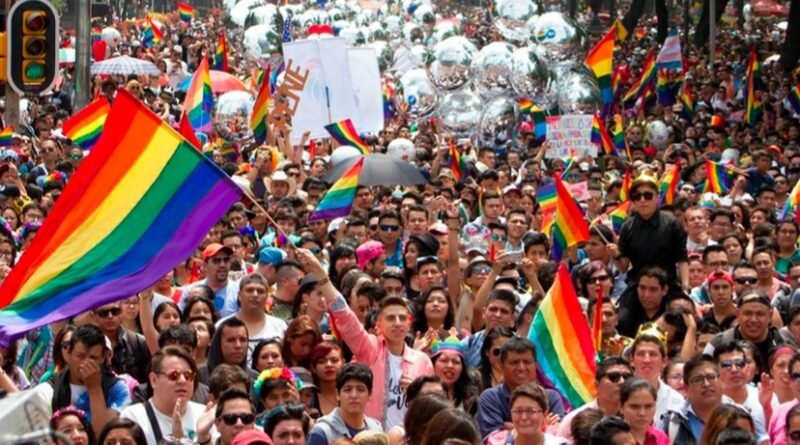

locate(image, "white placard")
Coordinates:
347 47 384 134
544 114 597 159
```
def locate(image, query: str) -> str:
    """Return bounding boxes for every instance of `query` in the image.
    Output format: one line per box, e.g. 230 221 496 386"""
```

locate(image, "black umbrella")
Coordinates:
322 153 427 186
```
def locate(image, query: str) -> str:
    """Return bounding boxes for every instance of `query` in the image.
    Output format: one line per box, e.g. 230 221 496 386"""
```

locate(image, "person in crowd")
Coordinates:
713 341 769 443
486 383 567 444
619 378 669 445
660 355 723 443
263 403 310 445
51 406 96 445
698 404 756 445
589 416 637 445
91 300 150 383
96 419 148 445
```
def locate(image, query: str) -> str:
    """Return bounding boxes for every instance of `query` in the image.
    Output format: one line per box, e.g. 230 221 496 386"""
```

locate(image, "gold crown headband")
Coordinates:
634 322 668 346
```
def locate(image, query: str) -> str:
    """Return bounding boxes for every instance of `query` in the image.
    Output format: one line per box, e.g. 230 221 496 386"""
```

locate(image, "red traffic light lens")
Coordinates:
24 11 48 32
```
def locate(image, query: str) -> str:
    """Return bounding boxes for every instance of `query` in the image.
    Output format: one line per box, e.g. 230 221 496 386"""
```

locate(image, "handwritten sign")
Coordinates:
268 59 309 135
544 114 596 159
568 181 591 201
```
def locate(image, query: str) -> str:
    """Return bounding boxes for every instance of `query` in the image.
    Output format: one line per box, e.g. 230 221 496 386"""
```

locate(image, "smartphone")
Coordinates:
505 251 523 262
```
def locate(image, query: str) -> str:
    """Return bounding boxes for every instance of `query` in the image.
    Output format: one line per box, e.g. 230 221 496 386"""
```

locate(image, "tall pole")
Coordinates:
3 0 19 131
709 0 716 70
75 0 91 109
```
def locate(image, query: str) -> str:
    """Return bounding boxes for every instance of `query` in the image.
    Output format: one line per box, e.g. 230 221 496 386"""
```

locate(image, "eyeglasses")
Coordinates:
369 224 378 231
218 412 256 426
688 373 719 385
734 277 758 285
94 307 122 318
604 372 633 383
719 359 746 370
380 224 400 232
491 234 508 243
470 265 492 275
631 191 655 201
511 407 543 417
158 369 195 382
589 274 611 284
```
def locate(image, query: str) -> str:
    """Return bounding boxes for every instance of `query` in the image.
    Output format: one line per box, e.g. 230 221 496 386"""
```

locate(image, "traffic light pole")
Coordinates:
74 0 90 109
4 0 20 132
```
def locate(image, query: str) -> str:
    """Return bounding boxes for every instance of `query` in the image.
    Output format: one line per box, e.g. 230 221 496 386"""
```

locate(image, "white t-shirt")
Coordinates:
215 314 288 364
121 400 207 445
655 379 685 425
384 353 406 430
722 385 769 443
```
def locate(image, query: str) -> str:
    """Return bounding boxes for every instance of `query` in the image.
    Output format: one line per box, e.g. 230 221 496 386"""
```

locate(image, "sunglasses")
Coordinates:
471 265 492 275
369 224 378 231
218 412 256 426
589 274 611 284
95 307 122 318
604 372 633 383
734 277 758 285
719 359 746 370
158 369 195 382
380 224 400 232
491 234 508 243
631 191 655 201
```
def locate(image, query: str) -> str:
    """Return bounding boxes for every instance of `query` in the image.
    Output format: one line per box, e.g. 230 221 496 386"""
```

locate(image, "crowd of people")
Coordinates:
1 0 800 445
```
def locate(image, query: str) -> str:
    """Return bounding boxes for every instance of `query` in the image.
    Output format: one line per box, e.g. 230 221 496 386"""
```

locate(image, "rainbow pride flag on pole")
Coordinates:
552 175 590 262
681 84 695 121
0 126 13 147
584 26 615 117
250 67 271 144
308 157 364 221
528 262 597 408
213 33 228 72
781 177 800 220
703 160 733 195
659 163 681 205
594 200 631 234
611 114 627 157
789 85 800 115
62 98 110 151
0 90 242 346
623 52 656 108
141 16 163 48
324 119 371 154
745 48 763 127
177 2 194 24
448 140 466 182
591 113 617 156
620 169 632 201
183 56 214 133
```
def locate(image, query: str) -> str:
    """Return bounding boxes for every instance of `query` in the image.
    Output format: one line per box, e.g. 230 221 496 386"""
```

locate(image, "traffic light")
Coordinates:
6 0 58 95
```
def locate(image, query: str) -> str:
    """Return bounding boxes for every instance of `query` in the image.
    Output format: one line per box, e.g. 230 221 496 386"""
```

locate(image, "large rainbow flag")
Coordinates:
584 26 615 117
177 2 194 24
182 56 214 133
62 98 110 151
250 67 271 144
529 262 597 408
552 175 590 262
324 119 370 154
745 48 763 127
0 90 242 346
308 157 364 221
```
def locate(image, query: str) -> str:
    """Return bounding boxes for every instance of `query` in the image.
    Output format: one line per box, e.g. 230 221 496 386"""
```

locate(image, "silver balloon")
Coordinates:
397 68 438 120
410 44 434 66
473 42 515 98
402 22 426 44
339 26 366 46
371 40 395 72
557 71 601 114
101 27 121 47
413 4 436 24
218 91 255 117
328 7 344 21
647 120 670 151
427 36 478 92
531 12 587 64
510 45 557 109
477 96 518 149
438 91 482 139
494 0 538 44
431 20 460 44
387 138 417 162
382 15 404 38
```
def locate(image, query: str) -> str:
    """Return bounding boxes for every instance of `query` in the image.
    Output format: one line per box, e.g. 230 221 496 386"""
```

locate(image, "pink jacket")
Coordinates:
769 399 798 445
329 292 433 423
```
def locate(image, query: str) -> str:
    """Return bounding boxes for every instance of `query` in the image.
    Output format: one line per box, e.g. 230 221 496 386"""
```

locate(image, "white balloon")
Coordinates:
331 146 363 165
647 120 670 151
387 138 417 162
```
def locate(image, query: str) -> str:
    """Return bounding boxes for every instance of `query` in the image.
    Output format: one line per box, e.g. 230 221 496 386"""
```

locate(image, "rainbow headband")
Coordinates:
253 367 304 398
431 335 465 357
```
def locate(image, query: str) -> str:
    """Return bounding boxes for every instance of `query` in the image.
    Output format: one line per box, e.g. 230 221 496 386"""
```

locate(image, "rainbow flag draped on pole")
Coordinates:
177 2 194 24
745 48 763 127
552 175 590 262
620 169 632 201
141 16 163 48
448 140 466 182
659 163 681 205
308 157 364 221
623 52 657 108
324 119 371 154
182 56 214 133
584 26 615 117
611 114 628 157
214 33 229 72
0 126 13 147
781 178 800 220
789 85 800 114
703 160 733 194
528 263 597 408
62 98 110 151
250 67 271 144
591 113 617 156
681 84 695 121
0 90 242 346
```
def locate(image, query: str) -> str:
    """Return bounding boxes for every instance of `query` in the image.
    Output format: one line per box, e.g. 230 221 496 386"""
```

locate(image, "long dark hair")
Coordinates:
182 293 219 323
50 406 96 445
412 286 455 334
478 326 515 391
97 418 147 445
432 352 478 414
328 244 356 288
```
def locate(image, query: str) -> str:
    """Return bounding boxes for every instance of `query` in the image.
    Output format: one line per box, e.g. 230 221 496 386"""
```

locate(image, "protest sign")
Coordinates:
347 47 384 135
569 181 591 201
544 114 597 159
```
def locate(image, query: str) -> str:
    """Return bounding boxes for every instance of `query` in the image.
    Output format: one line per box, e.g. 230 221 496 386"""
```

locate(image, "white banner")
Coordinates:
544 114 597 159
347 47 384 134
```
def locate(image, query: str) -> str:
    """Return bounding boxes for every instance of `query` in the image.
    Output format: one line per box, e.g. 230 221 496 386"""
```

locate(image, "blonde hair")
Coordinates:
353 431 390 445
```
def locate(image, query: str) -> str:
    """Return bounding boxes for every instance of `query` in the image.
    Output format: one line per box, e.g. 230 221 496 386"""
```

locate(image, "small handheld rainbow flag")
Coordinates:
605 200 631 234
745 48 763 127
324 119 370 154
92 27 102 43
561 150 576 179
177 2 194 24
142 16 163 48
703 160 733 195
308 157 364 221
250 67 271 144
62 98 110 151
789 85 800 115
659 163 681 205
611 114 628 158
552 175 590 262
448 140 466 182
680 84 695 121
584 26 615 117
182 56 214 133
529 262 597 408
591 113 617 156
519 98 533 115
213 33 228 72
656 69 680 107
620 169 632 201
781 177 800 220
623 52 656 107
0 126 13 147
537 183 556 214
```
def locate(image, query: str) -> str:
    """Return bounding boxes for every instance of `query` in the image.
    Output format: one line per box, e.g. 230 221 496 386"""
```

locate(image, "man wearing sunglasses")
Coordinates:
91 301 150 384
209 389 257 445
121 346 206 445
377 210 404 269
714 341 770 444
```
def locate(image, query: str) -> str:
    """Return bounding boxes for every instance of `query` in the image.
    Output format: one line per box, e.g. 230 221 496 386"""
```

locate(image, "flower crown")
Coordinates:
253 367 304 399
52 405 87 421
431 335 465 357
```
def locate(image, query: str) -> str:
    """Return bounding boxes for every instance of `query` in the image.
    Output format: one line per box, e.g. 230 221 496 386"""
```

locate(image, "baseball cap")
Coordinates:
290 367 318 390
202 243 233 261
258 247 287 266
356 240 384 269
706 270 733 287
231 430 273 445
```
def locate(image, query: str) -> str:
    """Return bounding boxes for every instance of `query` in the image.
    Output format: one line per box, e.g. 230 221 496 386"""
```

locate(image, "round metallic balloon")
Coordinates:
387 138 417 162
431 20 460 45
427 36 478 92
510 45 558 109
647 120 670 151
402 22 426 44
328 7 344 21
371 40 395 72
438 90 483 139
410 44 434 66
382 15 404 38
473 42 515 98
397 68 439 119
493 0 539 44
412 4 436 24
339 26 366 46
477 96 518 149
530 12 587 63
557 71 601 114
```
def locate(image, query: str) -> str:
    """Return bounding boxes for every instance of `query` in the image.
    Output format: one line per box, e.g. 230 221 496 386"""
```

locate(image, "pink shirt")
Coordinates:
642 426 670 445
769 399 798 445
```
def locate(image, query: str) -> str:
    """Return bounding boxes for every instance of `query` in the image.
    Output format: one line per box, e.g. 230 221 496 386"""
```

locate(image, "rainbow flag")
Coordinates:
382 80 396 122
308 157 364 221
681 84 695 121
324 119 370 154
745 48 763 127
656 69 680 107
526 102 547 142
613 18 628 40
611 114 628 156
591 113 617 156
213 33 228 72
448 140 466 182
606 200 631 234
62 98 110 151
519 98 533 115
92 27 102 43
0 90 242 346
552 175 590 262
141 16 163 48
612 68 623 96
659 163 681 205
537 183 556 214
704 160 733 195
561 151 576 179
584 26 615 117
177 2 194 24
0 126 13 147
623 52 656 107
781 178 800 220
178 110 203 150
528 262 597 408
789 85 800 114
710 115 725 129
250 67 271 144
182 56 214 133
620 169 632 201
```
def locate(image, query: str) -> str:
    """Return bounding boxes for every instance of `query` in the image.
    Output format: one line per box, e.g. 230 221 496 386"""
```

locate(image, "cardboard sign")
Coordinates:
544 114 597 159
268 59 309 136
